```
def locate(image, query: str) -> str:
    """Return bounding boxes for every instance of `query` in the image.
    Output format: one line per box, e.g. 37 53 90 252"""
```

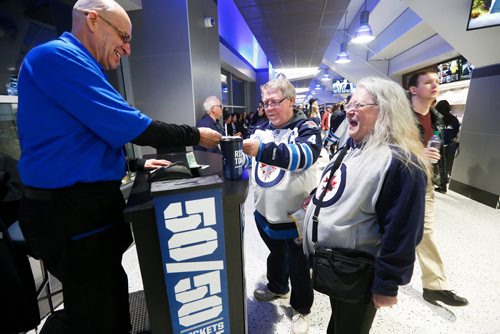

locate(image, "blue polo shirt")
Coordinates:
17 32 152 188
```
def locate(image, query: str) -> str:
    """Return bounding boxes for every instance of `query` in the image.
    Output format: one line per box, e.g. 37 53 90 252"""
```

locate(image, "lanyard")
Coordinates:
312 146 348 245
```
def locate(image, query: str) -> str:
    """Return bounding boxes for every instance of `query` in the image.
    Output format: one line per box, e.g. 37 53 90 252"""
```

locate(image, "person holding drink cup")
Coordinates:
242 78 321 333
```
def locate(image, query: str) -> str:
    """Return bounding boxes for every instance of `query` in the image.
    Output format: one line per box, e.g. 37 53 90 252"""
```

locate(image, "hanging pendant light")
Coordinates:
335 10 351 64
321 68 331 81
351 1 375 44
335 42 351 64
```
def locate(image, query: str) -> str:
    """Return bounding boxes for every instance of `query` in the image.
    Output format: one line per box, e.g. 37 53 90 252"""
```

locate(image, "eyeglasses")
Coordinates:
212 104 223 109
83 11 131 44
345 101 377 111
263 98 287 109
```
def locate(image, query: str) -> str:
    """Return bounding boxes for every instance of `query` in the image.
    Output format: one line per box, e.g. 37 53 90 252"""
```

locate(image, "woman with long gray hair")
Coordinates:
302 76 430 333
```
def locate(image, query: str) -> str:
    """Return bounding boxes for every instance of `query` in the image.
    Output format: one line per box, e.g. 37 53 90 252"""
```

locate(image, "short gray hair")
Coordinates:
203 96 220 113
73 0 119 12
261 78 296 100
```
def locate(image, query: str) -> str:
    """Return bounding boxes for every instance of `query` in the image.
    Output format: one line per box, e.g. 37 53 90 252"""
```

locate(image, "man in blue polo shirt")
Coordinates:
16 0 221 333
194 95 225 154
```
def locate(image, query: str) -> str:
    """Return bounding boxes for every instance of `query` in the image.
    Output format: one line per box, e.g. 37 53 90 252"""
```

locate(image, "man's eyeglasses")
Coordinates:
345 101 378 111
213 104 223 109
83 11 131 44
263 98 287 109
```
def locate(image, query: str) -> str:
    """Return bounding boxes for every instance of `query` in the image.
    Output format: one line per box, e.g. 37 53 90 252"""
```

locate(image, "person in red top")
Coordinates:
321 105 332 140
408 70 468 307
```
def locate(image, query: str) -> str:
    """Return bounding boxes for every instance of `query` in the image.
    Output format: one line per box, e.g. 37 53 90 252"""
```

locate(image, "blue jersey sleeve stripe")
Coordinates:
329 131 340 140
325 135 337 143
289 144 300 171
300 143 313 169
256 140 263 162
243 154 252 168
285 144 293 170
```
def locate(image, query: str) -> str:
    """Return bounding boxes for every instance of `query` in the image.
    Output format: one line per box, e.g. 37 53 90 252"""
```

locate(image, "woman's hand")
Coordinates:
372 293 397 309
301 194 313 210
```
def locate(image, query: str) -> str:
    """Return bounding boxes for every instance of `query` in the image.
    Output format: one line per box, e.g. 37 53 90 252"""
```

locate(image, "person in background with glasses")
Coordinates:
194 96 225 154
16 1 221 333
242 78 321 334
302 77 429 333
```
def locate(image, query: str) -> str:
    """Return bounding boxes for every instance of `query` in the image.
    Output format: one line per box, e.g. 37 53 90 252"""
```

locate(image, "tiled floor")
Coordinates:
33 152 500 333
241 185 500 334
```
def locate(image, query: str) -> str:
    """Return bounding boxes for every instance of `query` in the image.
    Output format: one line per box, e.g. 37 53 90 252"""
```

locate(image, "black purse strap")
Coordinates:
312 146 348 245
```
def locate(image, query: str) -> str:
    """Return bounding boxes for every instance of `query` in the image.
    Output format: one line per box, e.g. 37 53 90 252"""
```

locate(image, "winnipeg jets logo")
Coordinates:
255 162 285 188
312 164 347 207
320 174 338 192
260 163 278 180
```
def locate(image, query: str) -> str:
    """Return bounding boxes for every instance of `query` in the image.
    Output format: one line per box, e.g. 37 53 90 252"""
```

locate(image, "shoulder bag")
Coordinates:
310 147 375 304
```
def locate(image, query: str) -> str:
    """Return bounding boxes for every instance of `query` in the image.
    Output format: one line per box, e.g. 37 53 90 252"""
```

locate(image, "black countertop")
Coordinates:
124 150 249 218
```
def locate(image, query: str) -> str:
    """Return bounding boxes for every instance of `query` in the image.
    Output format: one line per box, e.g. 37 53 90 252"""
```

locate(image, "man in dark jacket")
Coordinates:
435 100 460 177
194 96 225 154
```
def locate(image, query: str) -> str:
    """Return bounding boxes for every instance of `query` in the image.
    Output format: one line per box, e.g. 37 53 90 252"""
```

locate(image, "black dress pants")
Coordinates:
327 296 377 334
19 182 132 334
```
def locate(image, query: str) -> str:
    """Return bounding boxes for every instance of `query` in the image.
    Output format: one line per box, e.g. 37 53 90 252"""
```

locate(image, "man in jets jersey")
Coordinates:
243 78 321 334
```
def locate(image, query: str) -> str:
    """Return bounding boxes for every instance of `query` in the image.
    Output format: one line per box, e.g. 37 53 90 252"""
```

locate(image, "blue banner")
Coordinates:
153 188 230 333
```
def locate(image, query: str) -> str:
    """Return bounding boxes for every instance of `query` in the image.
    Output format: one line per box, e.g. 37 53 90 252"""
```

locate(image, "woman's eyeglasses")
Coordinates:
345 102 377 111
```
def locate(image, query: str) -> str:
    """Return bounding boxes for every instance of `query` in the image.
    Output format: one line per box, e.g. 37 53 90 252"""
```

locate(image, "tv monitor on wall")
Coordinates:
437 56 475 84
467 0 500 30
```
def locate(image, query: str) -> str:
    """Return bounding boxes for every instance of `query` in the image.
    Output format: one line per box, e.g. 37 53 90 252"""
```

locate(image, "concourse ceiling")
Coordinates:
231 0 500 104
231 0 443 102
233 0 350 69
120 0 500 104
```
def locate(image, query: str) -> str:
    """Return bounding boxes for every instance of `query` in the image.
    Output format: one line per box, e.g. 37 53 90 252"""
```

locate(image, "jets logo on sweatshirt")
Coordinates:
312 164 347 207
255 162 286 187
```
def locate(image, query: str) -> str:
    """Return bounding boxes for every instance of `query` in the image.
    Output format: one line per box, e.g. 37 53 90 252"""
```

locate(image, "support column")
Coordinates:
125 0 221 154
254 69 270 105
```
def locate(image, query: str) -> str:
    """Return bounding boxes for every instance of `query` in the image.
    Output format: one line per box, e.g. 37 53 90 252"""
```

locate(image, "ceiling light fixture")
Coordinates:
351 1 375 44
335 11 351 64
296 87 310 94
321 68 331 81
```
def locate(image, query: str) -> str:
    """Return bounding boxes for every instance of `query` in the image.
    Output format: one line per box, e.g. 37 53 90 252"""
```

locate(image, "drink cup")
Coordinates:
220 136 243 180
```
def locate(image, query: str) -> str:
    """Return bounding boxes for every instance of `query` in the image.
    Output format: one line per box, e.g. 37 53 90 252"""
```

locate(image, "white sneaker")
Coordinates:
291 310 309 334
254 287 290 301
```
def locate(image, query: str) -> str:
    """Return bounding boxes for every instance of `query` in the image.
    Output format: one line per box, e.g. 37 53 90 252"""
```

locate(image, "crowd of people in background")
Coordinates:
0 0 470 333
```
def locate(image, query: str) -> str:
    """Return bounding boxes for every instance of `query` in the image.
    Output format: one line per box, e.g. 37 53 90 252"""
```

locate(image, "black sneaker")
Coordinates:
434 187 447 194
422 289 469 306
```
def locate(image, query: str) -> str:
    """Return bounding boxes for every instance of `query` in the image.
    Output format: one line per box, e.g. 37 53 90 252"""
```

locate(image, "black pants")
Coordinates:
255 218 313 314
327 296 377 334
444 143 457 175
19 182 132 334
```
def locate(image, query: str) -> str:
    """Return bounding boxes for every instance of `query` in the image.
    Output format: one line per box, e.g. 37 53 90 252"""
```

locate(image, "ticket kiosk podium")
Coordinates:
124 151 249 334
